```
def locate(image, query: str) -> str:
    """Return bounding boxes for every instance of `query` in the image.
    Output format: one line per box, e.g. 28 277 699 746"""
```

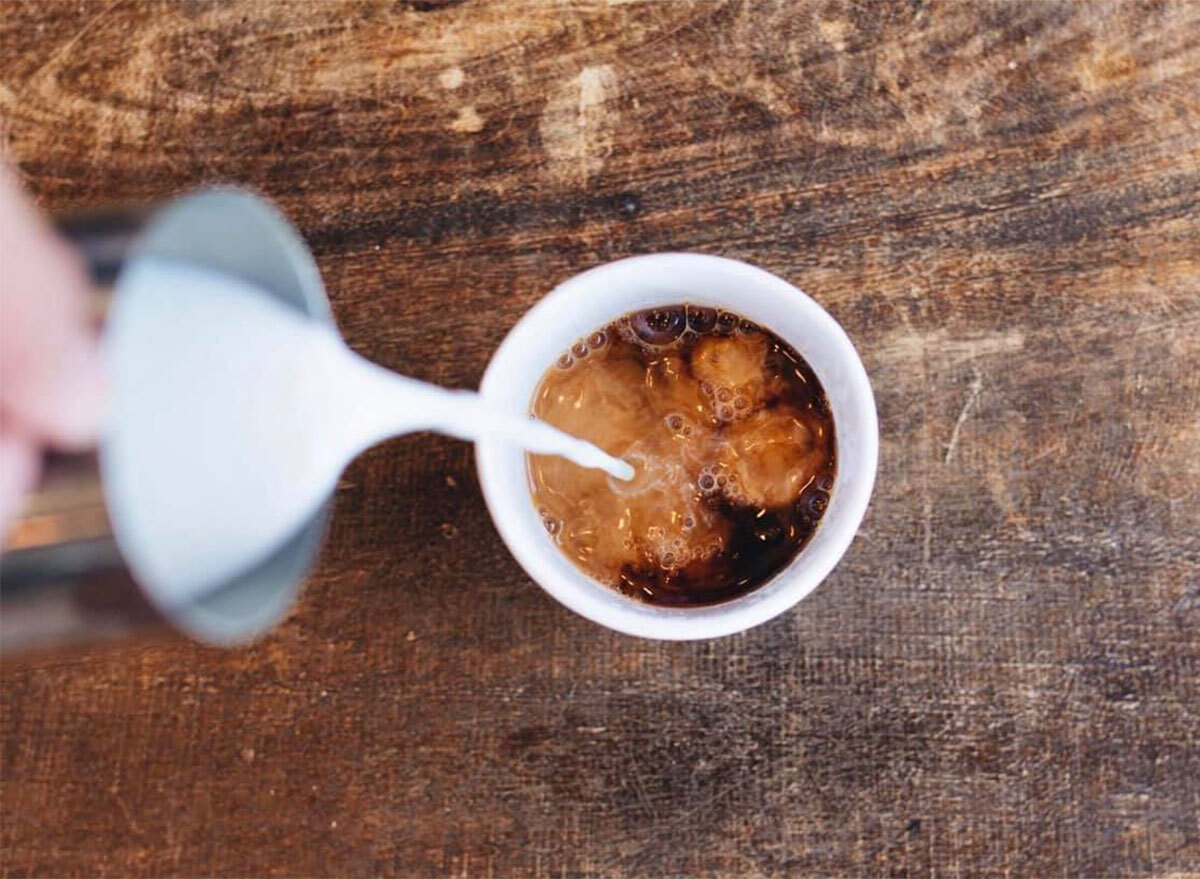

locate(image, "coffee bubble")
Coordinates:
799 486 830 518
687 306 718 333
630 307 686 346
690 333 770 421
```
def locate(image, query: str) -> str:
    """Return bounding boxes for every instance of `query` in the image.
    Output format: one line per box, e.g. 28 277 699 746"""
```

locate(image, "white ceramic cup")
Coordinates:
477 254 878 639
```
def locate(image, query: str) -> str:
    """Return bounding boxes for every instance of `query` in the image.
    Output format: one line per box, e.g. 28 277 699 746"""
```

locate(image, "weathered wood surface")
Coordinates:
2 1 1199 876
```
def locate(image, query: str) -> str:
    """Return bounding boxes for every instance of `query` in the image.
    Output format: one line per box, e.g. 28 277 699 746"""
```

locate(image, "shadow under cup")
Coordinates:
476 254 879 640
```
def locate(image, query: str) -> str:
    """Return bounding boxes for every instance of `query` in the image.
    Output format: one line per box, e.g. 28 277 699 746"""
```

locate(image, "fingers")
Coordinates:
0 165 106 450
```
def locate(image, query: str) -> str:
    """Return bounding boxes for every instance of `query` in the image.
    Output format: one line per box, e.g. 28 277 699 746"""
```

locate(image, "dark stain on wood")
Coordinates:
2 0 1199 876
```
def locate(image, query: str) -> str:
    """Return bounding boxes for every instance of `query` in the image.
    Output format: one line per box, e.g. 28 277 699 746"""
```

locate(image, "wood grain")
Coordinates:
2 1 1199 876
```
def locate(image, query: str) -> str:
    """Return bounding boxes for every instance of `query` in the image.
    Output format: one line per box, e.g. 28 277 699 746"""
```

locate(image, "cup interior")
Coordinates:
477 254 877 639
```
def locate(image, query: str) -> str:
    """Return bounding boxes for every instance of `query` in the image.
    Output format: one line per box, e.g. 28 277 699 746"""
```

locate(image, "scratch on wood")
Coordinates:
625 745 658 823
879 329 1025 365
438 66 464 90
922 489 932 567
944 369 983 464
450 105 484 133
14 0 123 101
539 64 617 183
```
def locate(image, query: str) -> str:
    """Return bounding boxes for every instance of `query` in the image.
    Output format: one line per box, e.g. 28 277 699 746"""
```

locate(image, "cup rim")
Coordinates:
476 253 877 639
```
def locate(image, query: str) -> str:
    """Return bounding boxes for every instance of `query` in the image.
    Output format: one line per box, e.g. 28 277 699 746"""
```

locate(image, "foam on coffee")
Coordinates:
528 305 835 607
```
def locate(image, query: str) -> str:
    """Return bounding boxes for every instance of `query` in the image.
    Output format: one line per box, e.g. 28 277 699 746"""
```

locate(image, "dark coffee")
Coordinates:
528 305 835 607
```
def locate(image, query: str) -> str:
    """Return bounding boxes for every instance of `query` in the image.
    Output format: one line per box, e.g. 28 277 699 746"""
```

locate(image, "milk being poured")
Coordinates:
102 259 631 609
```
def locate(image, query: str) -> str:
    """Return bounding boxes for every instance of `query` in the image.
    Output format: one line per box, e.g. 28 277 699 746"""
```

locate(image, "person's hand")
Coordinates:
0 164 105 529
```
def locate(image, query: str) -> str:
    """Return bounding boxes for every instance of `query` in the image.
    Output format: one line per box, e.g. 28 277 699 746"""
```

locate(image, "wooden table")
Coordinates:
3 2 1198 876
